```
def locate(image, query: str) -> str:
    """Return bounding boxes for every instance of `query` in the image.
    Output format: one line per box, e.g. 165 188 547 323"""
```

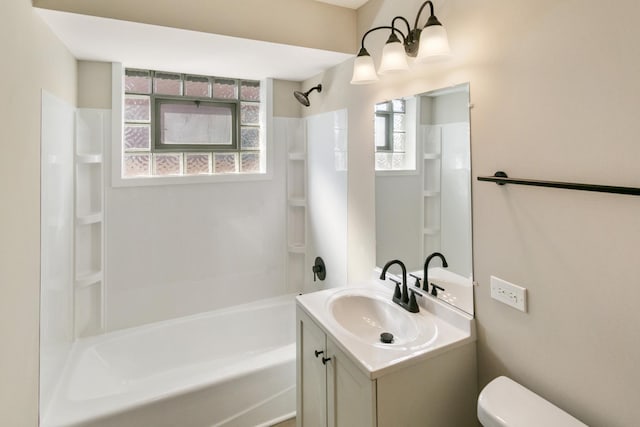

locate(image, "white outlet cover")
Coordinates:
490 276 527 312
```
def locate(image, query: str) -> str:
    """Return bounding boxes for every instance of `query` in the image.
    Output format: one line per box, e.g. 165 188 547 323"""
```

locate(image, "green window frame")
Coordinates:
375 99 405 154
153 97 239 152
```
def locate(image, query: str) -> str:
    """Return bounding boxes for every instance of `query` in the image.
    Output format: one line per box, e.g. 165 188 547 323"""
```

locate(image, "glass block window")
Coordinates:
213 79 238 99
375 99 407 171
123 69 263 178
184 75 211 98
185 153 211 175
154 72 182 96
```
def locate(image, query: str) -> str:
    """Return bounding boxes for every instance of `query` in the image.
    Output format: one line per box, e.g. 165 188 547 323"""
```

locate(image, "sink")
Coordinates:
326 290 437 348
297 280 476 378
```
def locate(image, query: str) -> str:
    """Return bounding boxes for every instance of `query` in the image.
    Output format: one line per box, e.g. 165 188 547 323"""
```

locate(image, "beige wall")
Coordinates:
0 1 77 426
77 61 111 109
33 0 357 54
273 80 303 118
304 1 640 426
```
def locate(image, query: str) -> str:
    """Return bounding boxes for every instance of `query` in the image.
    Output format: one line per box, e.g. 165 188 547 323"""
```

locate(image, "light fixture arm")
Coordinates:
359 25 407 54
392 16 412 36
413 1 436 31
403 0 445 56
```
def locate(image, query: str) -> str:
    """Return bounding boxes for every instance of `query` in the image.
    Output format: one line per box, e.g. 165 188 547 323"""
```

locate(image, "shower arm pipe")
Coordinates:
359 25 407 52
304 85 322 97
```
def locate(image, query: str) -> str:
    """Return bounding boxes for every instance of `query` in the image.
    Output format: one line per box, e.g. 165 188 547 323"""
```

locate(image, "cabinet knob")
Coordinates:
322 357 331 365
314 350 324 358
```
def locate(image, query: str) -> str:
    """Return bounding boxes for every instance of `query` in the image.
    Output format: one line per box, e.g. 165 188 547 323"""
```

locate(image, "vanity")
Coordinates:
295 83 476 426
295 280 477 427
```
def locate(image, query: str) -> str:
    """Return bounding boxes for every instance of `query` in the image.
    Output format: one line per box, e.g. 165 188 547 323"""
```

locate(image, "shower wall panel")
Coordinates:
104 118 291 331
305 109 348 291
40 91 75 415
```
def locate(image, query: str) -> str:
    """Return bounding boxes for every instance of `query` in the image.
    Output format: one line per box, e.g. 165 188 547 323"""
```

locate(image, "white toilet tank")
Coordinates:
477 376 587 427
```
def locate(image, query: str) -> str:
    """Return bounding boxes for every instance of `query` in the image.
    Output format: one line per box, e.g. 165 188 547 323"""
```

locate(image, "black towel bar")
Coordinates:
477 171 640 197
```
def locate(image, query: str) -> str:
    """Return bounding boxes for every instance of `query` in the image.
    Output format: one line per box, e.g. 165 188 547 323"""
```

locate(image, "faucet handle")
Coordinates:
407 289 421 313
409 273 421 288
390 278 402 301
430 284 445 297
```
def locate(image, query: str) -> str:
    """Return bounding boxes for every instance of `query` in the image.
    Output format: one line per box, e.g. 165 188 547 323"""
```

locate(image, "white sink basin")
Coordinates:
326 289 437 349
296 279 475 378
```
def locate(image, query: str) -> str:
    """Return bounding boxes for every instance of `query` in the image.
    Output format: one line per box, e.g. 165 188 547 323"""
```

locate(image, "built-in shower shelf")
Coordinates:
76 153 103 164
288 244 306 254
288 198 307 207
423 153 441 160
423 227 441 235
74 109 107 338
285 121 307 294
76 212 103 225
288 152 306 161
423 190 441 197
75 270 102 288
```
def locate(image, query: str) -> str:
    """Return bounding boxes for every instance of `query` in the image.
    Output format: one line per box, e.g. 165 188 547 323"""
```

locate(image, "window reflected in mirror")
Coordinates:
374 98 416 171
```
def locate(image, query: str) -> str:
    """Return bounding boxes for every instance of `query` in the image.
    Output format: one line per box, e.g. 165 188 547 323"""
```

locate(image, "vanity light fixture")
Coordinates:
350 1 450 85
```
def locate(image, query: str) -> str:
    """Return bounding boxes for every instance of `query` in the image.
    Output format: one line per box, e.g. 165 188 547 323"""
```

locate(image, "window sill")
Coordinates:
375 169 419 176
112 171 272 188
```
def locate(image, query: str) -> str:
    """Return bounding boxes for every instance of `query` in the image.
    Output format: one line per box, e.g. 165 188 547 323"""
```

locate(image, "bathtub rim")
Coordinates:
41 293 298 427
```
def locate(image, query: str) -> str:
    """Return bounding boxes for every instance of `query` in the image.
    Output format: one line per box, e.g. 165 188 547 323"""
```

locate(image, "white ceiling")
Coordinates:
37 8 353 82
313 0 369 9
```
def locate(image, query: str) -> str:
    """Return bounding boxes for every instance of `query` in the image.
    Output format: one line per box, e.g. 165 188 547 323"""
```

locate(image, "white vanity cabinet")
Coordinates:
297 308 375 427
296 303 478 427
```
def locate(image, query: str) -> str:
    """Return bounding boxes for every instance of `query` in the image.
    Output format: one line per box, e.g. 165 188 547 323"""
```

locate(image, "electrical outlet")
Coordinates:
490 276 527 312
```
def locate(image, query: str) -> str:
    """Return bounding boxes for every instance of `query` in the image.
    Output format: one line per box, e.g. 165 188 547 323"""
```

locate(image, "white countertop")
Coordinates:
296 278 476 379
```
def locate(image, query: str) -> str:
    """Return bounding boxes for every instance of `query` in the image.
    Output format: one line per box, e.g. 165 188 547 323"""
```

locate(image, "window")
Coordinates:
374 98 415 171
122 69 263 178
155 99 237 150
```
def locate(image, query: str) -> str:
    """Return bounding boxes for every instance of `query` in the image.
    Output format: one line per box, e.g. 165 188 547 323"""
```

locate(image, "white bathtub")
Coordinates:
42 294 297 427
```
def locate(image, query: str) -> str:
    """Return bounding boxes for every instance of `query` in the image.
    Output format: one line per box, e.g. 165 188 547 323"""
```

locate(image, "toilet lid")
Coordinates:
478 376 587 427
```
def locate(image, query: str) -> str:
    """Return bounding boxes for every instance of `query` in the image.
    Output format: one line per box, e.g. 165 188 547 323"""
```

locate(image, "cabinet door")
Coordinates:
326 338 376 427
297 309 327 427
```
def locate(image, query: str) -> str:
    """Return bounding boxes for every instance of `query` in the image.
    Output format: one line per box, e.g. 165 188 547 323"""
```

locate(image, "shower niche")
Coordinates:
74 109 109 337
286 119 307 293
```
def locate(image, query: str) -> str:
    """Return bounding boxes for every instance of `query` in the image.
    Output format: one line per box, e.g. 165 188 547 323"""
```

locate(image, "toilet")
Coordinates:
478 376 587 426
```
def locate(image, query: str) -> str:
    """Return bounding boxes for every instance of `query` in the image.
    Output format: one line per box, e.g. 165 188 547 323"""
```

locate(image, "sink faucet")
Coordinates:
380 259 420 313
423 252 448 293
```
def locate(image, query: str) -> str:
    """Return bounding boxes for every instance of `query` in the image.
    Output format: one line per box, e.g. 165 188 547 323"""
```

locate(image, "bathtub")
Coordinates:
42 294 297 427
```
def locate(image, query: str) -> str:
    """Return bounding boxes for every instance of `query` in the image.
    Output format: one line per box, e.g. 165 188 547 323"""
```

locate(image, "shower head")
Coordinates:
294 91 311 107
294 84 322 107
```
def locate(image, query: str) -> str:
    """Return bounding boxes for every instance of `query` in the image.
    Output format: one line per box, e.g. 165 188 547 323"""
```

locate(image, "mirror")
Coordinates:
375 84 473 315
